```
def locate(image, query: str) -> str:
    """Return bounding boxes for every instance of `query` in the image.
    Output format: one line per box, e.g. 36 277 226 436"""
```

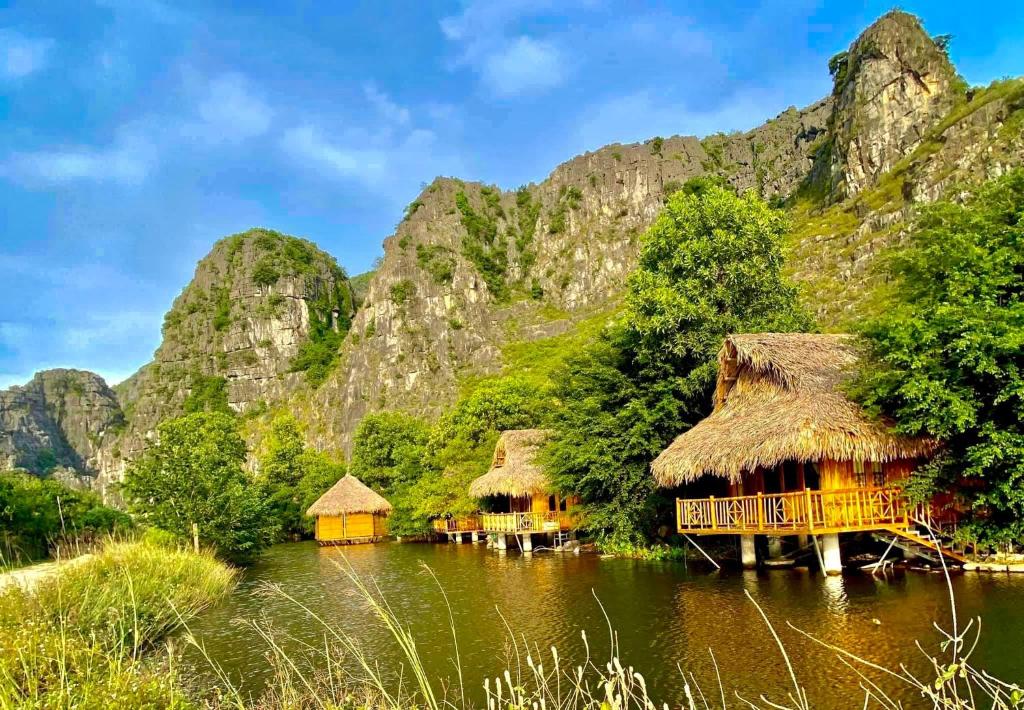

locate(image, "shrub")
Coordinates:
390 279 416 305
252 257 280 286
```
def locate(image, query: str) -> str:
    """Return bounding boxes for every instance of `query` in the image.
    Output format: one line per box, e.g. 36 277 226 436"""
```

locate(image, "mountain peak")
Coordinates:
825 10 961 199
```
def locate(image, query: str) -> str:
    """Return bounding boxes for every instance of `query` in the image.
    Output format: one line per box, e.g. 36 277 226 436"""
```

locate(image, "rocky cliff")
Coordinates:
2 11 1021 486
306 100 831 449
0 369 123 487
790 12 1024 322
97 228 355 491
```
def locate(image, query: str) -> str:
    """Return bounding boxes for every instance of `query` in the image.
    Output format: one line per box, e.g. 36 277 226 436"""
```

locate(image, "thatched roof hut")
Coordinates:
306 474 393 517
468 429 551 498
652 333 935 486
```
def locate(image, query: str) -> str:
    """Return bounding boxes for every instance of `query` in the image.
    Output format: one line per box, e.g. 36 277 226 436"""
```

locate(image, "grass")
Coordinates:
0 539 237 708
192 554 1024 710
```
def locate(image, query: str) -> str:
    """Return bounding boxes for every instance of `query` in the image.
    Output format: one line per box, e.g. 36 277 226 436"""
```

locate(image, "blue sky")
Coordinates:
1 1 1023 389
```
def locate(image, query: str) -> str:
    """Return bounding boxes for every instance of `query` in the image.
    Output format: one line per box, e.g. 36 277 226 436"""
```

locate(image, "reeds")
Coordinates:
0 539 236 707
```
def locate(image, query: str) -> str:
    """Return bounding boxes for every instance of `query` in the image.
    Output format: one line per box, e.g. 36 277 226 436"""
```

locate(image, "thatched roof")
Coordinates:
468 429 551 498
306 475 392 516
652 333 935 486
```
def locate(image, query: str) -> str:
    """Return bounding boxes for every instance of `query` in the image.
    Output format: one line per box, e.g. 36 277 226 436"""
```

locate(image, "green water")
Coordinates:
182 541 1024 707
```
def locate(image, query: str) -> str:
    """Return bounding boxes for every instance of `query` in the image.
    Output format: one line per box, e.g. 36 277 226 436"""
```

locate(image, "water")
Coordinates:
182 541 1024 707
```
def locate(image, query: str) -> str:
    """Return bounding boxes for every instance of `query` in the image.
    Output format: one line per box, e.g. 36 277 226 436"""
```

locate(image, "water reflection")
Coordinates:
181 542 1024 708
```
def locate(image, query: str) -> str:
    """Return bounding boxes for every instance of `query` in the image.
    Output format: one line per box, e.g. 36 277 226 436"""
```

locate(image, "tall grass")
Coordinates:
194 555 1024 710
0 540 236 708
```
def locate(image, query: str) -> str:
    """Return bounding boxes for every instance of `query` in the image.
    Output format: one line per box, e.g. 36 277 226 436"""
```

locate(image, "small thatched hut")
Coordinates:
468 430 578 535
306 474 392 544
653 333 934 491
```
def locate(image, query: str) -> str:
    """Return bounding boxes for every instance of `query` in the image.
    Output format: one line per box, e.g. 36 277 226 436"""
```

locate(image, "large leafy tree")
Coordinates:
854 170 1024 545
123 412 278 563
258 414 344 539
350 412 431 535
546 182 811 544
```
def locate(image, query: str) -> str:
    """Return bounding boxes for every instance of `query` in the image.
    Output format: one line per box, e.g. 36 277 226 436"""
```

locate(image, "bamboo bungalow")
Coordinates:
467 429 578 551
306 474 392 545
652 333 949 573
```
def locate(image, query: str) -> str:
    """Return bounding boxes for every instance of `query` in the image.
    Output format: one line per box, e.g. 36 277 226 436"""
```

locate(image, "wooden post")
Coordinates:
192 522 200 554
805 489 814 533
709 496 718 530
756 492 764 531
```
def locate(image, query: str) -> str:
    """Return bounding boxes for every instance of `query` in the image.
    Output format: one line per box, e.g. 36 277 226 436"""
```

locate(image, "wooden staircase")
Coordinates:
878 525 970 565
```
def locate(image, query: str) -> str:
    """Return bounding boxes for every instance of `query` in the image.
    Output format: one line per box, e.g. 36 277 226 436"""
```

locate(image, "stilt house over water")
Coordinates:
464 429 578 551
651 333 960 573
306 474 391 545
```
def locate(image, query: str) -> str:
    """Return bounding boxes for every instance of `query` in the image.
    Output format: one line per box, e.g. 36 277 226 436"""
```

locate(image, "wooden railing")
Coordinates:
676 487 909 535
432 516 483 533
480 511 576 533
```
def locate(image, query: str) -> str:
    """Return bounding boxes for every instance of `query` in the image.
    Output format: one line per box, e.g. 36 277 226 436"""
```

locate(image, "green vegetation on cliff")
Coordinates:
853 169 1024 545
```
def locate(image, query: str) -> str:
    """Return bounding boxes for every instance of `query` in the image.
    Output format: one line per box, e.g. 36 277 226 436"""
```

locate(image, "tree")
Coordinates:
853 170 1024 546
257 413 344 539
547 182 811 544
122 412 278 563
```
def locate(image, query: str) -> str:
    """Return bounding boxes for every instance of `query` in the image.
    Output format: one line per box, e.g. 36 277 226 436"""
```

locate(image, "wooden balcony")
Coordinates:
676 487 910 535
432 516 483 533
480 511 576 533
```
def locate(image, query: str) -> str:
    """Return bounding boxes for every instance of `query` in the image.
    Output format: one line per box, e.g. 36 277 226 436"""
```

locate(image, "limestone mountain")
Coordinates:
2 11 1022 487
0 369 123 486
99 228 355 491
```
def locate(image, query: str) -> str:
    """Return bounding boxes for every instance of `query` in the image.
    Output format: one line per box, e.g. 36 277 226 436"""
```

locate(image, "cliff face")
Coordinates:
307 102 831 449
99 228 355 490
0 369 123 486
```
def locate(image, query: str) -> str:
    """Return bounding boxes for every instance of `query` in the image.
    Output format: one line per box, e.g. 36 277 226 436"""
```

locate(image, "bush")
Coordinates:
252 257 280 286
390 279 416 305
0 471 132 564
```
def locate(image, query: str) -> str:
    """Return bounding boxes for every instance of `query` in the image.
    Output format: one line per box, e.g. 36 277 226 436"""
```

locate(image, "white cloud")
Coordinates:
192 73 273 143
0 29 54 80
481 36 566 97
282 125 390 184
576 89 785 153
440 1 573 97
364 82 410 127
0 128 156 185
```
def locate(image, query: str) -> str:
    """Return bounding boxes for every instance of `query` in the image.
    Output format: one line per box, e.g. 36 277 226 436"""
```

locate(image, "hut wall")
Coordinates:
315 513 388 542
345 513 375 538
316 515 345 541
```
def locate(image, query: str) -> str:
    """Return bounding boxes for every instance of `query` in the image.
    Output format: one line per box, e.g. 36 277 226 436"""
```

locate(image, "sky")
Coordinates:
1 1 1023 389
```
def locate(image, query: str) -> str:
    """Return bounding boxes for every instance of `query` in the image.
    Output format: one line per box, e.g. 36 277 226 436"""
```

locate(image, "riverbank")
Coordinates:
0 540 236 707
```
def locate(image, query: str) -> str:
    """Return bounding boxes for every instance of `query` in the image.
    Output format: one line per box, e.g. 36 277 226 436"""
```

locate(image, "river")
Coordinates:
181 541 1024 707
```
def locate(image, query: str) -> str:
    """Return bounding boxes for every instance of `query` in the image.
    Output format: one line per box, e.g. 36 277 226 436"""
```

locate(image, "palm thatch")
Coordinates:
468 429 551 498
652 333 936 486
306 474 392 516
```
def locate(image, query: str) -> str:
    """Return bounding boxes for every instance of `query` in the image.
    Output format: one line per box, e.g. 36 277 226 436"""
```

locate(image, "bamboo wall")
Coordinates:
314 513 388 542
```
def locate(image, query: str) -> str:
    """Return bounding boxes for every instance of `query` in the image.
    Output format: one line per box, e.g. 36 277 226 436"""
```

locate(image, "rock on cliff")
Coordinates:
101 228 355 490
0 369 123 486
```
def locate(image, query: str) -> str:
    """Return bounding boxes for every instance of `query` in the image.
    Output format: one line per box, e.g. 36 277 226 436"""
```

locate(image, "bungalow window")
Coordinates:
559 497 568 512
548 495 557 512
854 460 868 488
872 461 886 487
